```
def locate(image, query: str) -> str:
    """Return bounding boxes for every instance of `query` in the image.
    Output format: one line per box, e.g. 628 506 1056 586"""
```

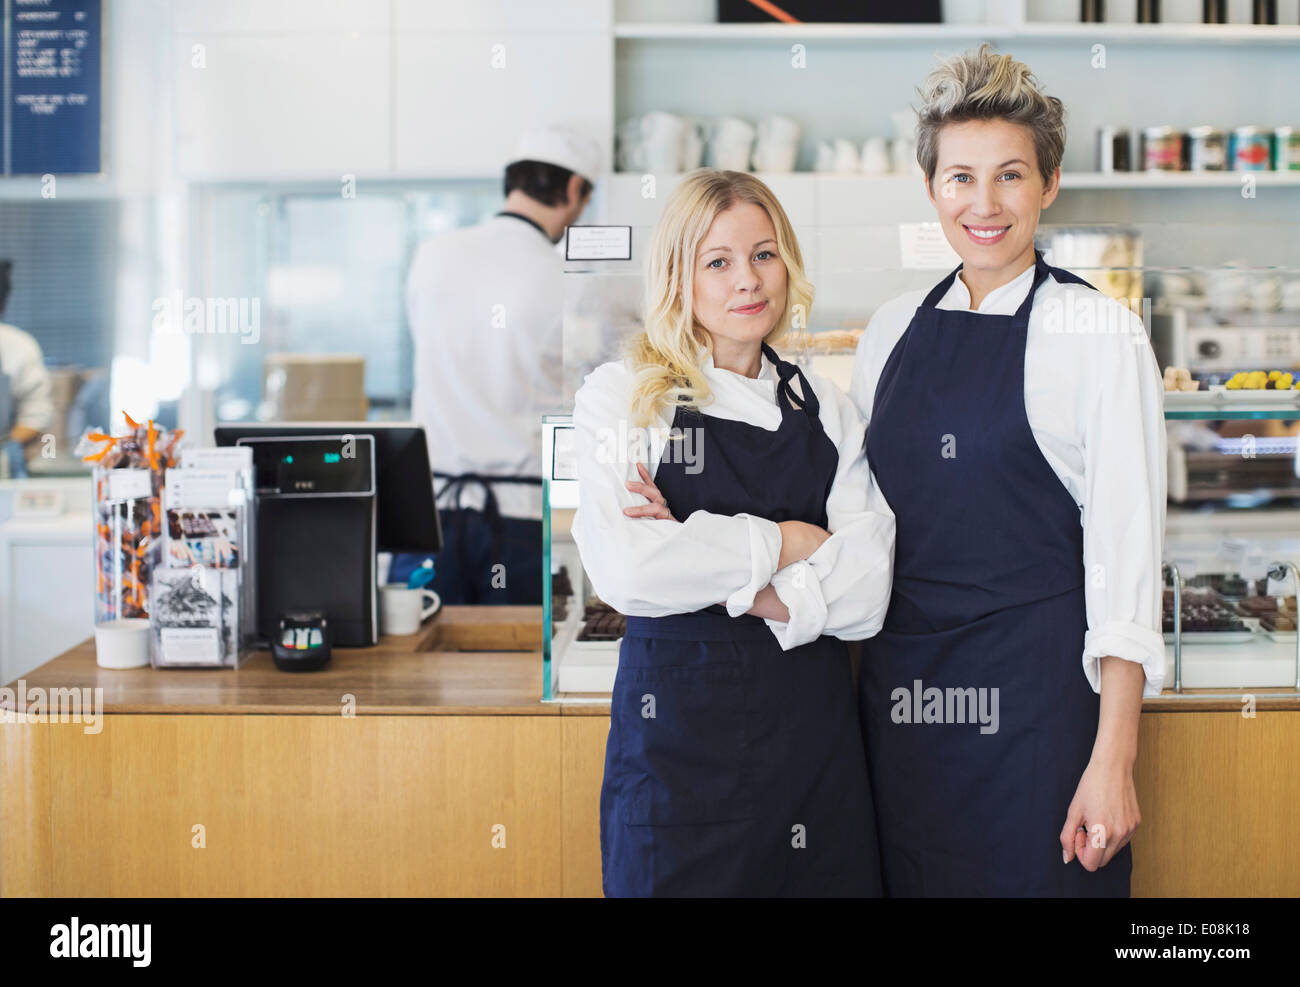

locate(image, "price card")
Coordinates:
899 222 961 269
107 469 153 502
566 225 632 261
13 487 64 518
159 627 222 666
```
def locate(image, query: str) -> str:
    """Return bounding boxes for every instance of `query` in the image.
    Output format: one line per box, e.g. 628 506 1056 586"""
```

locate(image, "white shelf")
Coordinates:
1061 171 1300 189
615 22 1300 46
609 171 1300 190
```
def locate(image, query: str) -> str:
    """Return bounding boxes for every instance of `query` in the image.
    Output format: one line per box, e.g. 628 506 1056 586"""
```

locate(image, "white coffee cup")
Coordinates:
860 137 891 174
95 618 151 669
380 586 441 636
616 117 642 171
681 118 706 170
753 115 801 172
709 116 757 170
640 111 687 172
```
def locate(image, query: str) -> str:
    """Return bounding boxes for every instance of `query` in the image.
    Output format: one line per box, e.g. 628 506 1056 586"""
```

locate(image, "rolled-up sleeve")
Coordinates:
764 379 895 650
1079 311 1168 697
572 362 783 618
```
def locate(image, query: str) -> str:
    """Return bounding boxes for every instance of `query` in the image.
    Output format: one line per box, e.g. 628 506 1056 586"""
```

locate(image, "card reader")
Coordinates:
272 611 332 671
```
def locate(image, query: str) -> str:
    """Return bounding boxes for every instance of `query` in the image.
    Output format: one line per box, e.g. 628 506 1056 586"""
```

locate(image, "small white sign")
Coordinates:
182 446 253 470
566 225 632 261
107 469 154 502
899 222 961 270
166 469 242 509
159 627 222 665
13 487 64 518
551 427 577 481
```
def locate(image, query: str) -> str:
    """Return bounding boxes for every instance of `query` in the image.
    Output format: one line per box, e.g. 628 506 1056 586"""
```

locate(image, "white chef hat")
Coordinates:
510 125 605 184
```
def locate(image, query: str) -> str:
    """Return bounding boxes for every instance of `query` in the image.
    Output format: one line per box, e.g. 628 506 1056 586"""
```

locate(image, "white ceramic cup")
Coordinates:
709 116 757 170
616 117 643 171
95 618 151 669
753 115 801 172
680 118 706 170
860 136 891 174
832 138 860 173
379 586 441 636
640 111 687 172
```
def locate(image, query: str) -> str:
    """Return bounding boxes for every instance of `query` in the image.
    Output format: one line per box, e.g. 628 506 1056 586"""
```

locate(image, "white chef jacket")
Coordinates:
850 261 1167 697
0 321 54 433
572 349 896 651
406 214 565 521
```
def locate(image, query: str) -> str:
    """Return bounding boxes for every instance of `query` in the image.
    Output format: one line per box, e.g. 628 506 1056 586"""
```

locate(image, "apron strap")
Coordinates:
1011 250 1054 324
761 342 821 419
922 249 1055 317
920 265 962 309
432 471 543 589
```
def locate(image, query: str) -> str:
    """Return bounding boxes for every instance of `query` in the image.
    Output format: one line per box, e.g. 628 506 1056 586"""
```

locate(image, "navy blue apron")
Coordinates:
389 472 544 604
860 250 1130 897
600 343 880 897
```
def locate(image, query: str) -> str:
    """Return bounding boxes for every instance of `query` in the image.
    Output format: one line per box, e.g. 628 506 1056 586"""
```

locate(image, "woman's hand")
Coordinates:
622 463 675 521
1060 753 1141 871
1061 655 1146 870
777 520 830 570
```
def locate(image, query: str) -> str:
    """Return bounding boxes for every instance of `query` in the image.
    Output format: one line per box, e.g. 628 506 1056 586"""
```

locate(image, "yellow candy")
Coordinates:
1268 370 1281 380
1278 373 1294 389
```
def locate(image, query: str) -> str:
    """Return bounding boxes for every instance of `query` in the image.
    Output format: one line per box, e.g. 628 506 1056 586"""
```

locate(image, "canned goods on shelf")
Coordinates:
1231 126 1273 171
1187 126 1228 172
1275 127 1300 171
1097 126 1132 173
1142 126 1182 172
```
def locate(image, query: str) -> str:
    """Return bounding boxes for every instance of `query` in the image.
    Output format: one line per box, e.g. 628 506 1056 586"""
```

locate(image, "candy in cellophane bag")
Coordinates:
76 413 185 622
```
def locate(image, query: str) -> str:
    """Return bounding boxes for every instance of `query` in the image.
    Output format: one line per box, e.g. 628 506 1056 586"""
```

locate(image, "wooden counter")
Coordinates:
2 605 1297 897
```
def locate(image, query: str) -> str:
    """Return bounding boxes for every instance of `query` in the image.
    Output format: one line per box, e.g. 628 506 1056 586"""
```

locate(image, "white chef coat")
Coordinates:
0 321 54 433
850 261 1167 697
406 214 565 521
572 349 896 651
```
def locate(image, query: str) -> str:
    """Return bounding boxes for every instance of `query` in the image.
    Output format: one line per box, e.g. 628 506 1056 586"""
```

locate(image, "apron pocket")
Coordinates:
611 661 754 826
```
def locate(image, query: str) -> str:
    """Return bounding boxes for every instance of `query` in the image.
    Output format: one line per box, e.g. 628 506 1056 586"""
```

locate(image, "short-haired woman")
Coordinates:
574 169 895 896
852 45 1167 897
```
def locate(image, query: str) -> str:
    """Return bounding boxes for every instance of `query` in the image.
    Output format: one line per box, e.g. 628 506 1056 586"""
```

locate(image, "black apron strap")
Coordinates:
761 342 821 418
432 471 543 598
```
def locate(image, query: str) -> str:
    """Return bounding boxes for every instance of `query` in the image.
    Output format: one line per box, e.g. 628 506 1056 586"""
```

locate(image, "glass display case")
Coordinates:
541 413 622 701
545 198 1300 699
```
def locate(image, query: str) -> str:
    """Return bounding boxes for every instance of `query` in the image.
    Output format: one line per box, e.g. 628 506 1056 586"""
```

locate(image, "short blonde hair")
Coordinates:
916 44 1065 190
626 169 813 428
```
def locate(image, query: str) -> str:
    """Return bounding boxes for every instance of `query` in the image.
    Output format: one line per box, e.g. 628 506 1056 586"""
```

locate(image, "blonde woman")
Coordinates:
572 169 895 897
851 45 1166 897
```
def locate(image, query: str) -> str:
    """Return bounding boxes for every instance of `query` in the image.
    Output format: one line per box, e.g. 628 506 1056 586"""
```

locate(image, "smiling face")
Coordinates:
927 118 1059 289
690 201 787 360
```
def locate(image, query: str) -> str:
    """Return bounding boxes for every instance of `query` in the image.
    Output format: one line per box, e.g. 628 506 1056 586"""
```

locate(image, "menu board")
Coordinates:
5 0 102 175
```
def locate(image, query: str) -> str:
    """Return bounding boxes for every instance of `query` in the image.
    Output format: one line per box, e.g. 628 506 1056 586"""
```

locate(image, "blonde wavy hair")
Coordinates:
916 43 1065 191
626 169 813 428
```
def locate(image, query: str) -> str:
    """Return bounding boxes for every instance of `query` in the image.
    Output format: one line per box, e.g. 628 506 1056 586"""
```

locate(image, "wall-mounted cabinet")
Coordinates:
171 0 614 180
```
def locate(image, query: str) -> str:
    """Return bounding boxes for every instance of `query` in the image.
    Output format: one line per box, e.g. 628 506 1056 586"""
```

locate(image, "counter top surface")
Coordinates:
2 605 1297 714
0 606 567 716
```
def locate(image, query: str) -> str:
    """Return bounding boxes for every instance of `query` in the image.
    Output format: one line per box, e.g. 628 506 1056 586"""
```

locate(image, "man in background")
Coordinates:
398 126 603 604
0 260 55 478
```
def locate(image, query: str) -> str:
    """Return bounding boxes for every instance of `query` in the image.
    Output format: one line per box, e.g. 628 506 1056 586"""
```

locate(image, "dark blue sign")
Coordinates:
7 0 102 175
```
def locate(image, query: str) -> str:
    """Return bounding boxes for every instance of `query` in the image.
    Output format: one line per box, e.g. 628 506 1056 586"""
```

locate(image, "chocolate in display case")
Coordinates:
542 415 625 700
